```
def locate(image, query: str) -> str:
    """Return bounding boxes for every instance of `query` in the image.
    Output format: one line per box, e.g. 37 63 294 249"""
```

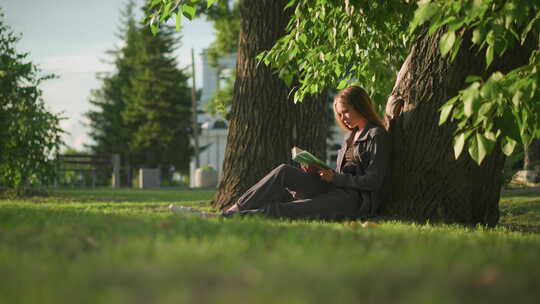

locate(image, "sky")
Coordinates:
2 0 215 151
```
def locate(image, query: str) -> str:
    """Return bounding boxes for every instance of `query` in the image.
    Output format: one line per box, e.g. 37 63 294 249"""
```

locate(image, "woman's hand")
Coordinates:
319 169 335 182
300 163 320 175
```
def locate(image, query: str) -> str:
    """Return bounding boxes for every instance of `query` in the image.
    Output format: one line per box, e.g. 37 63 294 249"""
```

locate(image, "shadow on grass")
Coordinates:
500 187 540 198
3 188 540 236
0 203 344 249
9 188 217 204
500 201 540 216
3 202 540 304
0 203 242 263
499 190 540 234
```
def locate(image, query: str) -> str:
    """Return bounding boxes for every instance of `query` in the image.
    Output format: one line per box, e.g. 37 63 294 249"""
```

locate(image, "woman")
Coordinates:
172 86 391 220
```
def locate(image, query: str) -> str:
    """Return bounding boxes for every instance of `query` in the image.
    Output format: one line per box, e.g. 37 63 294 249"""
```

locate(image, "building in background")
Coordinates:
189 51 235 188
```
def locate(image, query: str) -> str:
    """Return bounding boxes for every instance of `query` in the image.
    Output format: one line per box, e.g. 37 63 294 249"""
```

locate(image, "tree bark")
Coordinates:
212 0 327 209
384 29 533 226
524 139 540 171
523 139 540 183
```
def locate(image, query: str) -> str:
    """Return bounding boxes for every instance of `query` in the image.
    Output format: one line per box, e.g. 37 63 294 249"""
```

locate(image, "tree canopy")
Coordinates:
412 0 540 165
146 0 540 166
262 0 539 165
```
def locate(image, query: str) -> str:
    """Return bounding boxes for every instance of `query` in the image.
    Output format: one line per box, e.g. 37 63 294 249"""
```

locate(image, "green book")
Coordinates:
291 146 331 170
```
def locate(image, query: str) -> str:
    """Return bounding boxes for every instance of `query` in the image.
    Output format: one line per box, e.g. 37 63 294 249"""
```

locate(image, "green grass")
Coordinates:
499 189 540 233
1 188 540 304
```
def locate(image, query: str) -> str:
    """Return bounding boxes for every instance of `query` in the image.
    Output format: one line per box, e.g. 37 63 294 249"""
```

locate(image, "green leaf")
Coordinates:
505 13 513 30
410 2 439 34
182 4 196 20
293 90 303 104
468 133 480 164
454 132 466 159
478 102 494 117
512 91 522 106
439 103 454 126
150 23 159 36
484 131 497 142
465 75 482 83
289 46 299 61
334 65 342 77
486 45 494 67
176 10 183 32
521 10 540 43
482 131 495 150
207 0 217 8
337 79 348 89
475 133 492 165
281 72 293 87
161 1 172 22
471 0 486 15
500 109 521 141
472 28 485 45
521 129 531 147
502 137 517 156
449 36 462 61
480 81 497 99
462 83 480 117
428 16 454 34
299 33 307 44
284 0 296 10
439 31 456 57
447 19 465 32
489 71 504 82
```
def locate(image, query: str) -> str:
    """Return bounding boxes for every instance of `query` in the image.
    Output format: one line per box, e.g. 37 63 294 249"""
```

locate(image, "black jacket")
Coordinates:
332 123 391 216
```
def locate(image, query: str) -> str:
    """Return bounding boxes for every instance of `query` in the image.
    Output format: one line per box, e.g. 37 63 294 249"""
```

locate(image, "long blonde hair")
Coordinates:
333 86 385 131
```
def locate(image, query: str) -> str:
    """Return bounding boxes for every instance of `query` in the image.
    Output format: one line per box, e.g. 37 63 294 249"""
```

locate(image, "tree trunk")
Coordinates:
212 0 327 209
524 139 540 171
384 29 533 226
523 139 540 183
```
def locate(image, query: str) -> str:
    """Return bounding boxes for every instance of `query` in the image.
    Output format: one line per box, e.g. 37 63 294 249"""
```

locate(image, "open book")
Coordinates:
291 146 331 170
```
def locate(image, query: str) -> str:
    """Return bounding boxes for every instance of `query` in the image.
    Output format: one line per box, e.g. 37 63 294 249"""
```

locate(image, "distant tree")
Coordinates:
122 17 193 179
85 1 138 169
0 10 63 191
86 2 192 183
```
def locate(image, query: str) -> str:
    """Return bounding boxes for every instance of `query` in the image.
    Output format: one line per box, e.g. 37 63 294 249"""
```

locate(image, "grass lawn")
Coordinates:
1 188 540 304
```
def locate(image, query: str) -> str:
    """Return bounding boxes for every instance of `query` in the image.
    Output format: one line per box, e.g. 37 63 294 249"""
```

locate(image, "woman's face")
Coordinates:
335 101 365 129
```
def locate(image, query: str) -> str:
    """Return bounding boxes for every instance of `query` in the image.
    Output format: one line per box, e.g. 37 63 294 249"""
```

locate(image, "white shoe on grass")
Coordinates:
168 204 219 218
169 204 200 216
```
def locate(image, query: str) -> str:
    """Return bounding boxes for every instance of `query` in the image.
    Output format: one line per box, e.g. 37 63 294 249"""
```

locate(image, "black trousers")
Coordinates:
228 164 361 220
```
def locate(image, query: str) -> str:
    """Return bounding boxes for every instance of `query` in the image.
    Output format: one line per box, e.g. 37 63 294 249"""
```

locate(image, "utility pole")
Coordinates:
191 48 200 168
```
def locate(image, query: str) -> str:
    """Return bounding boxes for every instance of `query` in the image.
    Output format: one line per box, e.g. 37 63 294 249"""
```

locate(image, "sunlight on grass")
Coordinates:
1 188 540 303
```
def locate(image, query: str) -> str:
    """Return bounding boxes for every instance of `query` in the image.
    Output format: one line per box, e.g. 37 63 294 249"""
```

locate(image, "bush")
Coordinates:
0 11 63 190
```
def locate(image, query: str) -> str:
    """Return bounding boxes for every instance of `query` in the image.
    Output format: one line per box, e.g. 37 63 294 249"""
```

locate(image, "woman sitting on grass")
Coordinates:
171 86 391 220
